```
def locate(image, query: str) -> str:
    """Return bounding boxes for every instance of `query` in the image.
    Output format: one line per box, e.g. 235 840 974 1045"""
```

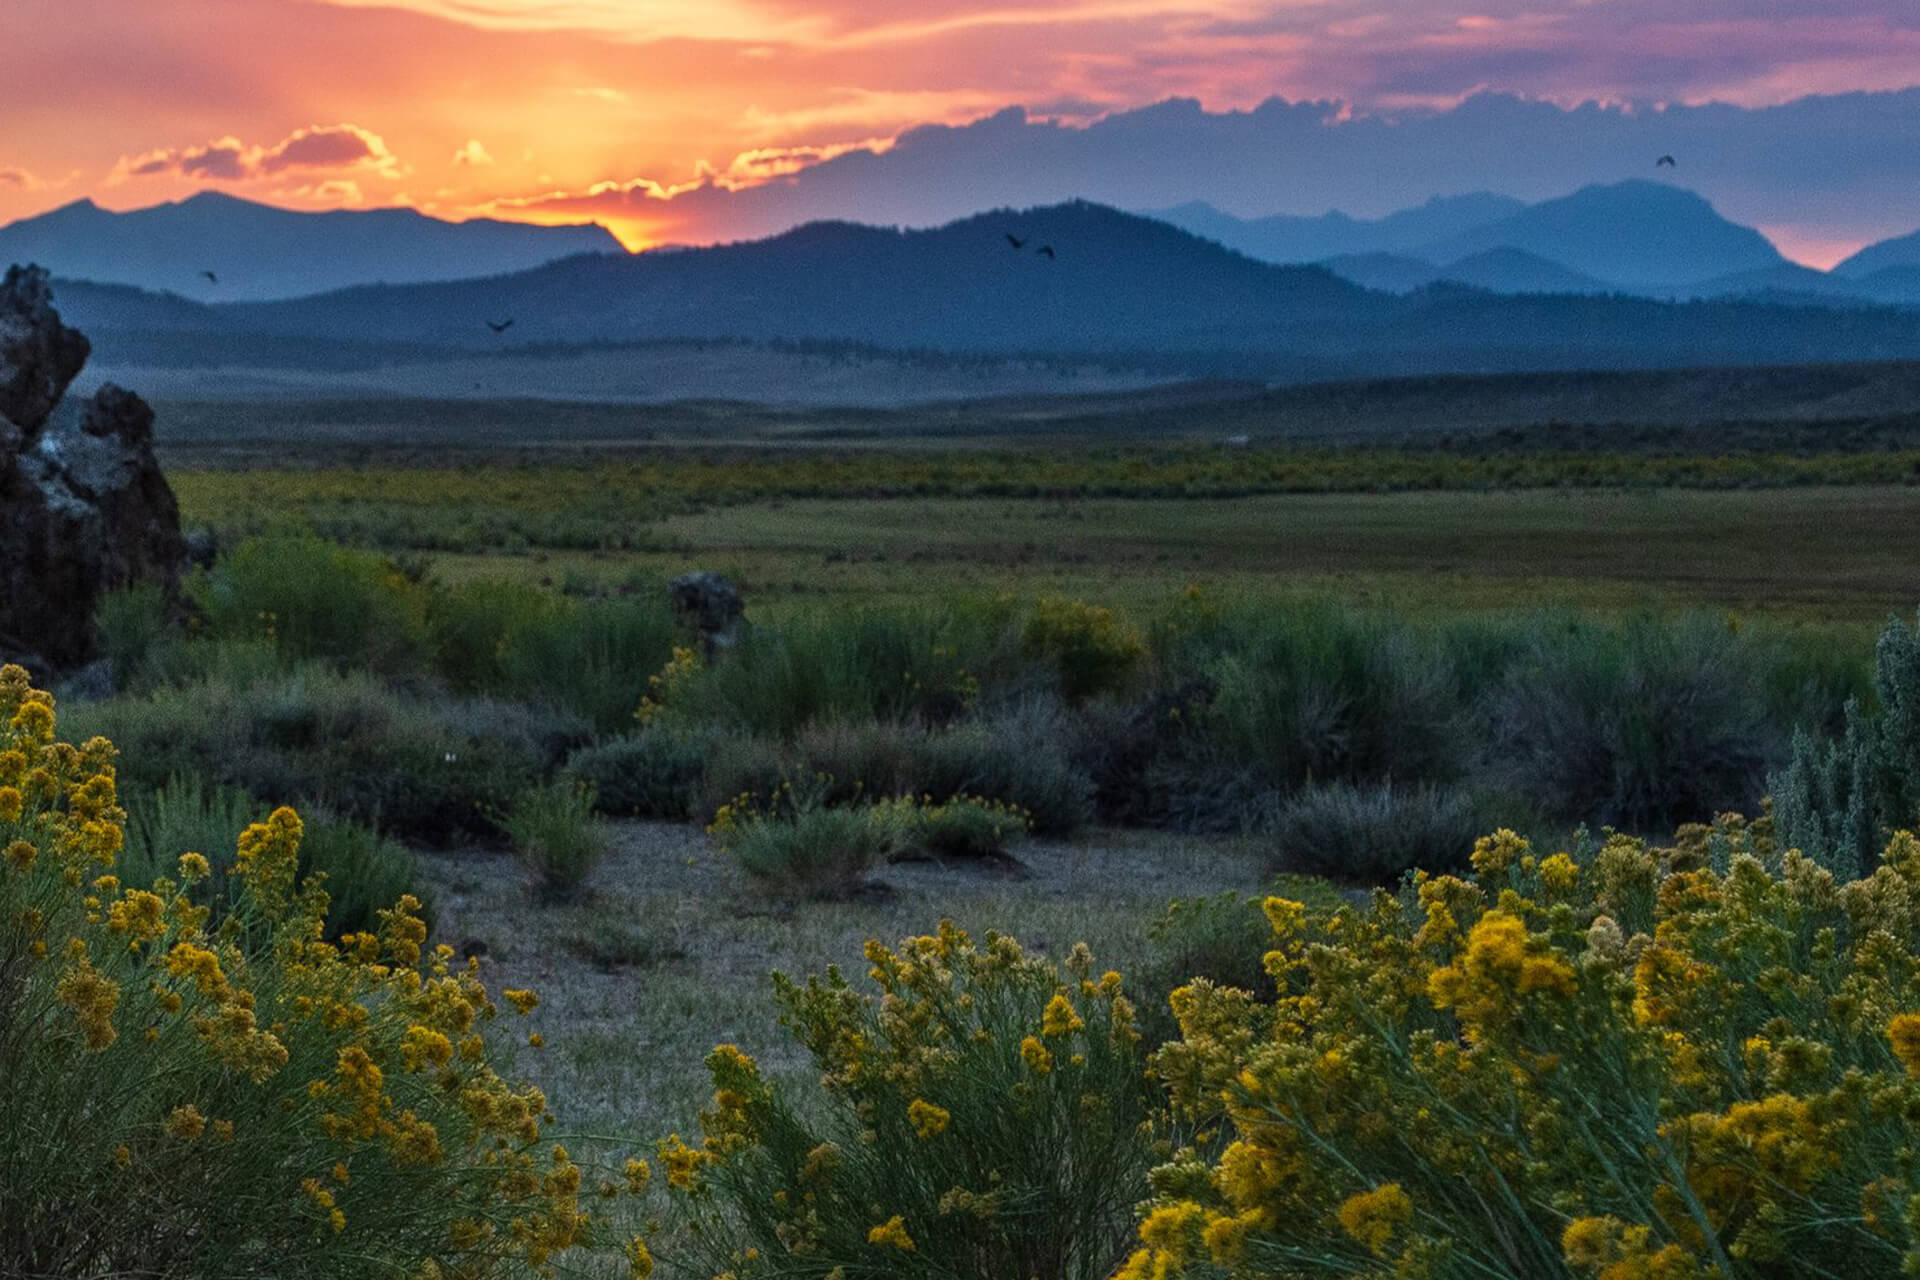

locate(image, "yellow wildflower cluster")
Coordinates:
0 665 644 1278
634 645 699 725
657 921 1155 1280
1130 816 1920 1278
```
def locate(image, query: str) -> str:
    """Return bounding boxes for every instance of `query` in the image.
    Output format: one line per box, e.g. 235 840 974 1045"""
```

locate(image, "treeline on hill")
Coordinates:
66 532 1914 917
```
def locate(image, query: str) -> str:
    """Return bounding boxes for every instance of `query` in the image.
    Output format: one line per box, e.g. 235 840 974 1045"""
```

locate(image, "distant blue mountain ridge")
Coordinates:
37 199 1920 385
1153 181 1920 305
7 182 1920 307
0 191 623 301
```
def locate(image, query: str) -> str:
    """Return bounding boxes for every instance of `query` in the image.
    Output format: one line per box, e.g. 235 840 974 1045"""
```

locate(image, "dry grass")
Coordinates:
416 819 1263 1144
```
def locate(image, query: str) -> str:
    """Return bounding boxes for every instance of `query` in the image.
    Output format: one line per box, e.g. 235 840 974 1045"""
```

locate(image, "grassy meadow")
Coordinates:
19 396 1920 1277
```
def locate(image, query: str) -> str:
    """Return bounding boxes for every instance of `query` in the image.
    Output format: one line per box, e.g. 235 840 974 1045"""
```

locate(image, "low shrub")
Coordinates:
1186 601 1462 793
649 925 1155 1280
1490 615 1774 830
195 533 431 675
501 781 607 903
795 705 1093 837
66 666 552 845
1266 780 1480 882
0 664 608 1279
1023 596 1147 704
709 793 901 901
121 777 422 943
1127 819 1920 1279
566 728 711 820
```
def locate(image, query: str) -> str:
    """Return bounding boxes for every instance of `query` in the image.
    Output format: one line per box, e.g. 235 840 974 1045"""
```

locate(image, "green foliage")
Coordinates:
66 666 555 845
1022 597 1147 704
1266 780 1481 882
713 799 896 901
120 777 421 941
664 604 998 737
566 728 711 820
500 781 607 903
1491 615 1772 830
0 668 596 1279
196 534 431 674
1187 601 1461 793
92 583 181 691
1126 819 1920 1280
656 926 1155 1280
1770 609 1920 876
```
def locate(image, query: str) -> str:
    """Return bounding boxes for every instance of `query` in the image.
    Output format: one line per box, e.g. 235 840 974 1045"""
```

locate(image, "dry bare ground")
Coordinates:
416 820 1263 1143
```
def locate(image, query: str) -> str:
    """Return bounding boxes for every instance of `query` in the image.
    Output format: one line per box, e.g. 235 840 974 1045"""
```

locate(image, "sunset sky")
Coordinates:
7 0 1920 265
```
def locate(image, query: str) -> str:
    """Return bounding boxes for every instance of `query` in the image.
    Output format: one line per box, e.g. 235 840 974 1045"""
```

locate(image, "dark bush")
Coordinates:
566 728 711 820
1266 781 1480 882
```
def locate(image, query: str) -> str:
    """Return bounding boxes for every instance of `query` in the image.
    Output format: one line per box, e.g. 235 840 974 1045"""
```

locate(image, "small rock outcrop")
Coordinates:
668 571 747 656
0 265 185 672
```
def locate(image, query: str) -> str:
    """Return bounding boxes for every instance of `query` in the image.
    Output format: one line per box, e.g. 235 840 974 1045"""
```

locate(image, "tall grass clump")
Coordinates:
647 925 1154 1280
501 781 607 902
1490 614 1772 831
1125 819 1920 1279
0 665 609 1278
196 533 431 674
1186 600 1461 793
653 604 999 737
1266 780 1480 881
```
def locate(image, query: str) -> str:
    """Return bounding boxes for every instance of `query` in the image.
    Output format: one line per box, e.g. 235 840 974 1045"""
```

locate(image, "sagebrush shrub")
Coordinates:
1490 615 1772 830
0 665 619 1279
566 728 711 820
1266 780 1480 882
648 924 1155 1280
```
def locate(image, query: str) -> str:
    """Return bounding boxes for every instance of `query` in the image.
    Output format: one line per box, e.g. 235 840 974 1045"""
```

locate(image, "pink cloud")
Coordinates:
112 124 404 185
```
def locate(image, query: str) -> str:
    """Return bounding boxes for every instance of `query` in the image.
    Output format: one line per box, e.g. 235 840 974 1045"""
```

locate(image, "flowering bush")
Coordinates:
653 923 1157 1279
1127 818 1920 1279
0 665 618 1279
1023 597 1148 704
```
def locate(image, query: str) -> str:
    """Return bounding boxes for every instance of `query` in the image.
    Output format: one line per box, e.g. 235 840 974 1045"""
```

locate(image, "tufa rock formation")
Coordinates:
0 264 185 672
667 571 747 657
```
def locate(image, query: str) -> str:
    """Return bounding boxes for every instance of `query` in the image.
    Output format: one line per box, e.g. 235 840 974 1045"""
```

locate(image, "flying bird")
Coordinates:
485 318 515 334
200 270 218 284
1005 234 1027 250
1036 245 1056 260
1656 154 1676 168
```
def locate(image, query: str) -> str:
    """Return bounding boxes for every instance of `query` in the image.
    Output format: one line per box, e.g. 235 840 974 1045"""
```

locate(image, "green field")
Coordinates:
172 459 1920 626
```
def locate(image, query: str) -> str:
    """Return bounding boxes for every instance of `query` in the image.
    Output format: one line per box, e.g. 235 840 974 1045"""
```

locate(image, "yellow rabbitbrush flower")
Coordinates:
1338 1182 1413 1257
0 663 648 1280
1128 815 1920 1280
907 1098 950 1138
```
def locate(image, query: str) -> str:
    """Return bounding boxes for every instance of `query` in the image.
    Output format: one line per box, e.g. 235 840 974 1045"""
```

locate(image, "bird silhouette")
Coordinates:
200 270 218 284
1005 234 1027 250
485 318 515 334
1036 245 1056 260
1656 154 1676 168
